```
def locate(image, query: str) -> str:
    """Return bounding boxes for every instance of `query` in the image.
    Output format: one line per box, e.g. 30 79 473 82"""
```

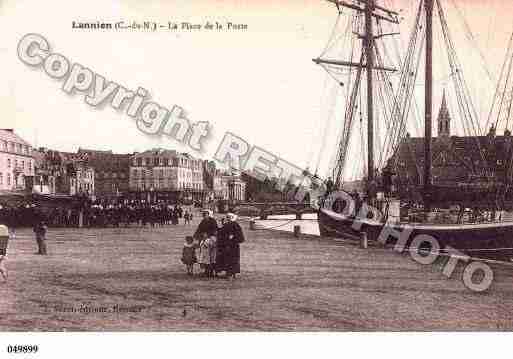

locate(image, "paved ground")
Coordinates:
1 212 513 331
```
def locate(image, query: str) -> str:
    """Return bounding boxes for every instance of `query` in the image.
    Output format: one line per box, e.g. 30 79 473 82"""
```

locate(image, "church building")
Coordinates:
392 91 513 189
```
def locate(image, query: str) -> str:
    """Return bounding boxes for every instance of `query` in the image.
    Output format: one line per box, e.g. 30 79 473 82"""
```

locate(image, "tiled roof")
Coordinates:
77 148 113 155
85 153 131 172
394 133 513 184
0 129 31 147
131 148 200 160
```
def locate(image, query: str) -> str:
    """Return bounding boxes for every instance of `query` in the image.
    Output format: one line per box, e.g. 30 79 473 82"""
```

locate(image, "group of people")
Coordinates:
0 202 246 282
181 209 245 280
0 201 194 229
85 203 193 228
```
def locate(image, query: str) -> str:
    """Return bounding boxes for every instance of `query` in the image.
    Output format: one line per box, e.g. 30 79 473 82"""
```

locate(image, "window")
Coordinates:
7 159 11 168
7 173 10 186
137 158 142 166
0 172 2 185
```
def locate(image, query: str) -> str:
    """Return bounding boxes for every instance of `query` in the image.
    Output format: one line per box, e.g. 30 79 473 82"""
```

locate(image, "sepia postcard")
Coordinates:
1 0 513 357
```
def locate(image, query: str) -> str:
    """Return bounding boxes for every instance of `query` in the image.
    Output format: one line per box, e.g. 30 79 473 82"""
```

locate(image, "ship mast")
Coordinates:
313 0 399 192
424 0 434 206
365 0 375 184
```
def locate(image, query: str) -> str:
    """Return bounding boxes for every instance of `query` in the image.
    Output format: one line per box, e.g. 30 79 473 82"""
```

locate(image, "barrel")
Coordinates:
0 225 9 256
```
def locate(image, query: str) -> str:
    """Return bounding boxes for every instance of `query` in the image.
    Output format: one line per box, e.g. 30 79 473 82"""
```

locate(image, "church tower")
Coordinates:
437 90 451 138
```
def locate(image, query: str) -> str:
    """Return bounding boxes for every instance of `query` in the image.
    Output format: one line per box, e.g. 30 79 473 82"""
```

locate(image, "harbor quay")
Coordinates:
1 210 513 331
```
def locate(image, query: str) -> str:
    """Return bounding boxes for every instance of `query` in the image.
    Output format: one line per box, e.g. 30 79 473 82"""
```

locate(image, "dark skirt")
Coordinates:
216 243 240 274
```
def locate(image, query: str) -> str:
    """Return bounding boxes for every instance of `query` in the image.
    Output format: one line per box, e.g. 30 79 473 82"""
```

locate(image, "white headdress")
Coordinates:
226 212 237 221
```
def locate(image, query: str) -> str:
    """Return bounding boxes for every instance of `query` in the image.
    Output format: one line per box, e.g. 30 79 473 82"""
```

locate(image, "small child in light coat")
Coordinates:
181 236 197 275
198 233 217 278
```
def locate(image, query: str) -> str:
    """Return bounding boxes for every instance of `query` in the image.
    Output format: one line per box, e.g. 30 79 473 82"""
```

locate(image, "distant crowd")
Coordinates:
0 201 198 228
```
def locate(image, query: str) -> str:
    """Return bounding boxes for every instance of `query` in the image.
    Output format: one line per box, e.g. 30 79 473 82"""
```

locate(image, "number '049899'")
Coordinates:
7 345 39 354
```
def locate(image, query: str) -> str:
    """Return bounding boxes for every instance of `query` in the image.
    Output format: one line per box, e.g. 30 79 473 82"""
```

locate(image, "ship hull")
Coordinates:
318 209 513 260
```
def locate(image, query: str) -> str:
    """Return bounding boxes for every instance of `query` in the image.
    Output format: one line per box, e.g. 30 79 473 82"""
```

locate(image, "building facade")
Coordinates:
392 92 513 190
33 148 95 198
77 149 130 201
129 149 205 203
213 172 246 202
0 129 34 192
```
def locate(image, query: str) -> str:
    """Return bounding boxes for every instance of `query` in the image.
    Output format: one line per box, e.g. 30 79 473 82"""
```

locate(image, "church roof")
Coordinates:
394 130 513 184
438 90 450 120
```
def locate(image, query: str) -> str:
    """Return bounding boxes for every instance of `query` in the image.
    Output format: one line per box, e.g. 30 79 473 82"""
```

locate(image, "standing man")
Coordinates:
0 224 9 281
33 214 48 255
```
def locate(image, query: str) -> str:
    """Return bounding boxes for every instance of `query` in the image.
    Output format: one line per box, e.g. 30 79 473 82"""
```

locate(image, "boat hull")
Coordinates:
318 209 513 260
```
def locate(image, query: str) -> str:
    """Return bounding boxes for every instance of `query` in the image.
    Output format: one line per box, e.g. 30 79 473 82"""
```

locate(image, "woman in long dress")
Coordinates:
219 213 245 280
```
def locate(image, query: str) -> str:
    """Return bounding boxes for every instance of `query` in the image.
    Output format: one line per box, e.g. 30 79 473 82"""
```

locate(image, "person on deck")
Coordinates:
325 177 334 196
381 165 396 198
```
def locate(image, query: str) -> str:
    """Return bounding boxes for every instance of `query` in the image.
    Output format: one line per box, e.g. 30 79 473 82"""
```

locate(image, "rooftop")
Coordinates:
0 129 31 147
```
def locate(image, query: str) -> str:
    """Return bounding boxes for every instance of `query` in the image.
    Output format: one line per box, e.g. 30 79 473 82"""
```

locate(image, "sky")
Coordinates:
0 0 512 179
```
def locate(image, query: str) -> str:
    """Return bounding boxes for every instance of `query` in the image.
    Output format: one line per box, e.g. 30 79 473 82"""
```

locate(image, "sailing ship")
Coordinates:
314 0 513 258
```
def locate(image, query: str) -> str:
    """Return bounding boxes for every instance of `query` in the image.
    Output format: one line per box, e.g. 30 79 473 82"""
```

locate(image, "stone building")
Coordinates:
129 149 205 203
33 148 94 198
77 149 131 201
0 129 35 192
392 92 513 190
203 161 246 202
213 172 246 202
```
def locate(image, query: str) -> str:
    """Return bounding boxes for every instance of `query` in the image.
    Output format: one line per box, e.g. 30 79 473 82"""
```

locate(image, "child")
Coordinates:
198 233 217 278
182 236 198 275
181 236 197 275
